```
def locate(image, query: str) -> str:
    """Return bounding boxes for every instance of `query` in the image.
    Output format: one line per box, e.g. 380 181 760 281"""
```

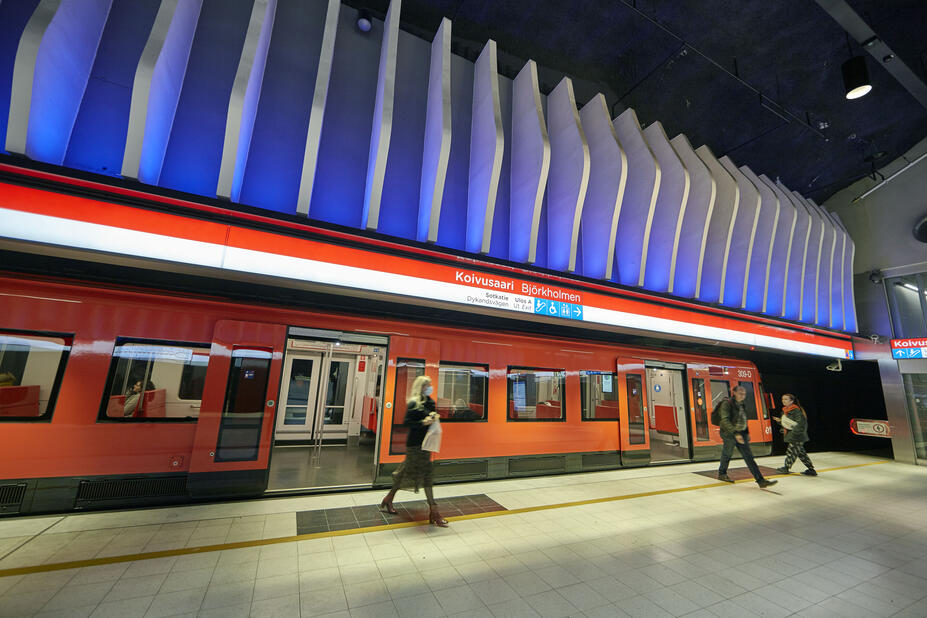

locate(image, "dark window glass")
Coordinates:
390 359 425 454
757 383 770 419
99 340 209 422
178 351 210 400
886 275 927 339
215 348 272 462
710 380 730 411
580 371 619 420
324 360 351 425
437 363 488 421
692 378 709 440
0 331 71 422
507 367 565 421
739 381 758 420
626 374 645 444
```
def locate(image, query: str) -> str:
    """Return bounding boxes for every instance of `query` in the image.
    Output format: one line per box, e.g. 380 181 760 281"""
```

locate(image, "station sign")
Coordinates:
849 419 893 438
890 338 927 359
0 180 856 360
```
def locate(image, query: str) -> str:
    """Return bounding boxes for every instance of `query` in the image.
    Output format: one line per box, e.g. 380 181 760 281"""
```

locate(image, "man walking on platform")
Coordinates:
717 385 778 488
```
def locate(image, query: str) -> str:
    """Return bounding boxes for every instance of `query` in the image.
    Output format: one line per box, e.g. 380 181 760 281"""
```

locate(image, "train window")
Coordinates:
626 374 646 444
98 339 210 422
691 378 709 441
710 380 730 411
437 363 488 422
0 331 71 422
757 383 770 419
390 358 425 454
738 381 758 420
580 371 619 420
507 367 565 422
215 347 272 462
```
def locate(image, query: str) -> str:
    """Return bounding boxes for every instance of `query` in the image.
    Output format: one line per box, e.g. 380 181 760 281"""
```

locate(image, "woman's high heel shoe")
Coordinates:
429 505 448 527
379 498 397 515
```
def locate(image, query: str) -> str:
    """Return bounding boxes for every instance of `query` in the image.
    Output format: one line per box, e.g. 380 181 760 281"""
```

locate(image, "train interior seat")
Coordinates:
0 384 41 417
106 389 167 418
652 404 679 435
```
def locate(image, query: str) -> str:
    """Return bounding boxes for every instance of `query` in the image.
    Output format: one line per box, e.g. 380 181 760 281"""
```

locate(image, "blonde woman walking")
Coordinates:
379 375 448 527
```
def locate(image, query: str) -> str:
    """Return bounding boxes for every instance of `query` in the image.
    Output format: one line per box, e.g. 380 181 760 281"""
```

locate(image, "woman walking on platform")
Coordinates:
773 393 817 476
379 375 448 527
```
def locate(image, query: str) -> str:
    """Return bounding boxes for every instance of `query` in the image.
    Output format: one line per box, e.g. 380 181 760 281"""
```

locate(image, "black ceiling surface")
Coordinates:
345 0 927 202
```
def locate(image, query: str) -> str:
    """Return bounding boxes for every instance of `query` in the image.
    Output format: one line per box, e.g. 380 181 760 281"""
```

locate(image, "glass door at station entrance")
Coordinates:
267 338 386 491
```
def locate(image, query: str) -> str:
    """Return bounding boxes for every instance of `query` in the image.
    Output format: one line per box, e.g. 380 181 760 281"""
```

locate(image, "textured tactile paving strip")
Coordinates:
295 493 506 534
695 465 780 481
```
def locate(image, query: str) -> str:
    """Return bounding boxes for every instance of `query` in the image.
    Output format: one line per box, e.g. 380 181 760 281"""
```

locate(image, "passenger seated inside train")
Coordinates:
106 380 166 418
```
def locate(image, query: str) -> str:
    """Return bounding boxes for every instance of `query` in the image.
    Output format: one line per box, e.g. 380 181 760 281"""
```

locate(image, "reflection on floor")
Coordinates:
267 439 375 490
295 495 506 534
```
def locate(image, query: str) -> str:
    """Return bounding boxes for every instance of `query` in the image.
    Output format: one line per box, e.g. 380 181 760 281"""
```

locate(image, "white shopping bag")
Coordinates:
422 416 442 453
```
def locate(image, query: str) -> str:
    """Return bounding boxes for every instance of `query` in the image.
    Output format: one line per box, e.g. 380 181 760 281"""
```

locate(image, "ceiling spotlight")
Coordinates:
356 8 372 33
842 55 872 99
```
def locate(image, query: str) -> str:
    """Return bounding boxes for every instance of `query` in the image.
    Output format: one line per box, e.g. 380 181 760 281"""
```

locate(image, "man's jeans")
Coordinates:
718 431 764 482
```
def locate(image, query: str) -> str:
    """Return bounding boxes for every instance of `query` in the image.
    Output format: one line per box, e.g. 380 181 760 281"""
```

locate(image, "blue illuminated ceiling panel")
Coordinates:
0 0 858 334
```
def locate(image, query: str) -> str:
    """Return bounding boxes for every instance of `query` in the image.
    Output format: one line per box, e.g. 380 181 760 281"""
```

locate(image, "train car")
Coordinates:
0 273 774 516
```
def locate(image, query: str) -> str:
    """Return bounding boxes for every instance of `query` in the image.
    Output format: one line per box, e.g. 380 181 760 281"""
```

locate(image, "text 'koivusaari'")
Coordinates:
455 271 514 291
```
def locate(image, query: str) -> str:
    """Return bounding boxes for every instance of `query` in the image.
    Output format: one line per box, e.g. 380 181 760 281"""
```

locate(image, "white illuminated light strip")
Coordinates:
0 207 851 358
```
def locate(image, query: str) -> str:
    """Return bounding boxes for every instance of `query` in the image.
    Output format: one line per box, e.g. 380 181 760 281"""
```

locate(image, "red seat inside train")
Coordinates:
593 399 619 419
106 389 167 418
0 384 41 417
507 400 561 419
652 404 678 434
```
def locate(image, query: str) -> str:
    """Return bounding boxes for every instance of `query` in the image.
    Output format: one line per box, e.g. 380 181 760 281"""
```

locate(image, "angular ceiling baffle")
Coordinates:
612 108 660 287
63 0 163 176
795 191 824 324
669 134 714 300
825 208 849 331
831 212 857 332
6 0 61 155
417 17 452 243
695 145 738 306
778 181 811 321
546 77 590 273
642 122 689 294
0 0 43 150
296 0 340 216
739 165 780 315
578 94 626 280
509 60 549 265
362 0 400 230
466 39 503 255
760 175 797 317
216 0 276 202
7 0 111 164
122 0 202 184
238 0 332 214
720 156 761 310
811 198 838 328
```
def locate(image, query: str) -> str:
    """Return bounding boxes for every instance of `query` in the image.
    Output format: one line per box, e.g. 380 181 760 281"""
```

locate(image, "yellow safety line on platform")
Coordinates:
0 460 889 578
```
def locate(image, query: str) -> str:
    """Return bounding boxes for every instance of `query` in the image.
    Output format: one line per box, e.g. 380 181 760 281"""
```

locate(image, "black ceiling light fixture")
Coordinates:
842 34 872 100
356 8 372 33
914 213 927 243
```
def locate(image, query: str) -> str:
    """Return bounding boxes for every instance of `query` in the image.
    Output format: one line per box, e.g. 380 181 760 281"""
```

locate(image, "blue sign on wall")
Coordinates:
534 299 583 321
892 347 924 359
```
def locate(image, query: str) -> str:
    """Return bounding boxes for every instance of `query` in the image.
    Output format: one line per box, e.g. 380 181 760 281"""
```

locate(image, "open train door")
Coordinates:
187 320 286 499
618 357 650 466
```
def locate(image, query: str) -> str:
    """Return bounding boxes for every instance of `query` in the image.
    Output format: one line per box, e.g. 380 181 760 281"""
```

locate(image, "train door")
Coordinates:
687 366 718 459
187 320 286 500
618 357 650 466
266 329 388 491
706 366 770 448
645 363 692 462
